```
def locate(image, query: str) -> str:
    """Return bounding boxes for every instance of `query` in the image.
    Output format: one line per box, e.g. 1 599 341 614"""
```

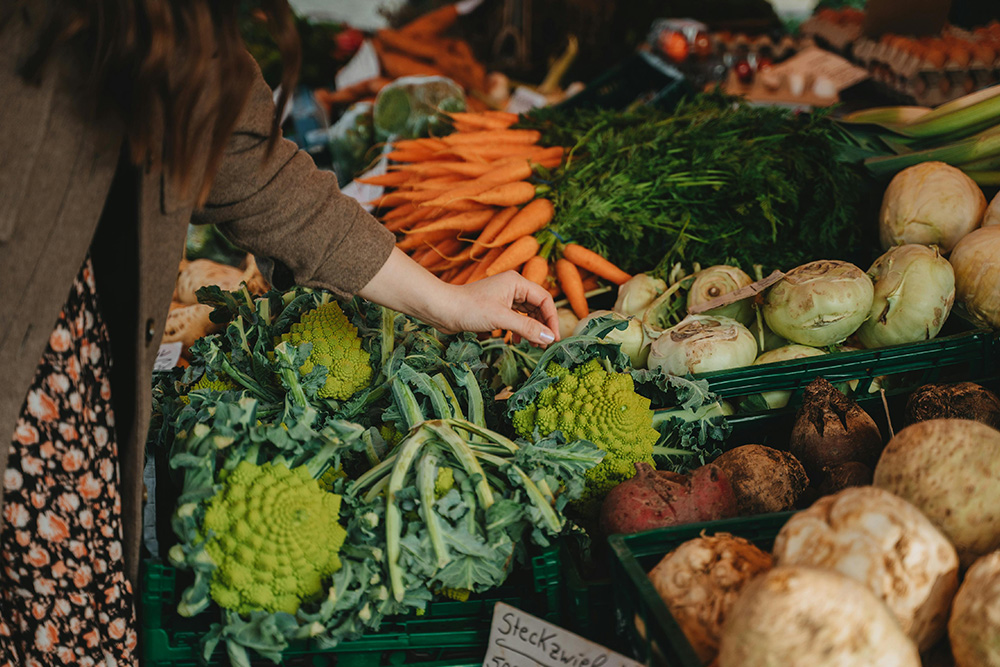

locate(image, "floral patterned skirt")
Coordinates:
1 256 137 667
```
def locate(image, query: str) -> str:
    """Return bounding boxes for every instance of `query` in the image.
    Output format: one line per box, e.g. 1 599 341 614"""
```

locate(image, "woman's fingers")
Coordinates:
509 273 560 340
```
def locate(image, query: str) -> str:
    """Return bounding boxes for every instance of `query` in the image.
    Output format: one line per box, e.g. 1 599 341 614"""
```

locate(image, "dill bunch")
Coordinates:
521 94 874 275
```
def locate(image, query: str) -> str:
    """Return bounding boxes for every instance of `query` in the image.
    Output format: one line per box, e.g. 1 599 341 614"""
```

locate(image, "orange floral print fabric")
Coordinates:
1 257 137 667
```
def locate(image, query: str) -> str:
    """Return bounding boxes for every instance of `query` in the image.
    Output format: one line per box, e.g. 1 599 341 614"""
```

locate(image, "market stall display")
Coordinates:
138 4 1000 666
803 10 1000 105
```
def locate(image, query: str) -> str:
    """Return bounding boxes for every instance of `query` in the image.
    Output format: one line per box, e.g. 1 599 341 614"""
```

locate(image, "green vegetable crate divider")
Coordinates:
699 325 1000 411
560 545 618 651
555 51 691 111
141 547 560 667
607 512 794 666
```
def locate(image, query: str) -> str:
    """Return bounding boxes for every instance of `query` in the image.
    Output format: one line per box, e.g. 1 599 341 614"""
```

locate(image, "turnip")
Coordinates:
712 445 809 515
949 549 1000 667
718 566 920 667
598 463 737 536
772 486 959 651
647 533 772 662
874 418 1000 568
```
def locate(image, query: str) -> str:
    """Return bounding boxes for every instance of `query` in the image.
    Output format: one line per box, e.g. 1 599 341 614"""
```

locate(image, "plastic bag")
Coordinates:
328 102 376 187
372 75 465 140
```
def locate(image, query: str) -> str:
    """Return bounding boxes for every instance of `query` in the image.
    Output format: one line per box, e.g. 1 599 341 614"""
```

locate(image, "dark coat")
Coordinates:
0 6 395 588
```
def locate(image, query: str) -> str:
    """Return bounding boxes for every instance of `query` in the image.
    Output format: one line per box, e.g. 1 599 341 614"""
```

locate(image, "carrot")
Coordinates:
381 202 419 221
400 4 459 36
376 29 443 61
377 49 444 79
370 189 440 209
469 207 519 258
555 258 588 319
521 255 549 286
451 260 480 285
385 207 446 232
357 171 412 187
408 174 469 190
467 158 533 187
466 246 507 284
484 198 554 247
396 229 456 251
535 156 564 170
418 238 464 268
486 236 541 277
434 53 487 92
411 246 432 264
467 182 537 207
441 129 542 147
447 112 517 130
387 149 448 163
392 137 450 152
482 111 521 124
581 276 600 292
418 162 532 207
447 146 559 164
403 209 494 235
561 244 632 285
396 161 495 178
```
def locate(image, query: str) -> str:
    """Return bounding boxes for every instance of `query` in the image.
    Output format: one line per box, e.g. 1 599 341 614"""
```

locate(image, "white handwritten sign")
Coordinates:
483 602 642 667
154 342 183 372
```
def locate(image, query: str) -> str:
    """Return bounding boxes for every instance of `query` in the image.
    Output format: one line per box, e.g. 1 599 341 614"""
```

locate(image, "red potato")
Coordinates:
599 462 738 536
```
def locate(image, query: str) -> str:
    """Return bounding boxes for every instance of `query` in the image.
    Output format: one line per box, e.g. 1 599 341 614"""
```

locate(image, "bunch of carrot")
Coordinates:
371 4 488 101
359 110 633 322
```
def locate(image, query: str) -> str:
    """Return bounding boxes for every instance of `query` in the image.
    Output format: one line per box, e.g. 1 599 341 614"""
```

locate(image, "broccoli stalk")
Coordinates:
426 422 495 509
416 448 451 570
385 428 434 602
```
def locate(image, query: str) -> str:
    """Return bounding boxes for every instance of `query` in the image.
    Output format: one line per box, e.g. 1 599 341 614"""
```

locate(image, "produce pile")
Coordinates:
363 110 636 316
519 94 872 275
841 85 1000 187
149 283 731 664
639 391 1000 667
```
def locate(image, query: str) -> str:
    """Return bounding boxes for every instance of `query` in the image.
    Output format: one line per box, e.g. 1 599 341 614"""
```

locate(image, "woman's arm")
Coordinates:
194 55 557 344
359 248 557 345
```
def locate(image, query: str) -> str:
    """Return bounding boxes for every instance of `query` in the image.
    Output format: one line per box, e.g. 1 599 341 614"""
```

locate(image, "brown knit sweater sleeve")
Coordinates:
192 60 394 299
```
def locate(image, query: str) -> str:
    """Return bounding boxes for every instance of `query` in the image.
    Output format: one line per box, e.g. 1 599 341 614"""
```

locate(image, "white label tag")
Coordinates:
154 342 183 372
483 602 642 667
505 86 549 115
336 40 382 91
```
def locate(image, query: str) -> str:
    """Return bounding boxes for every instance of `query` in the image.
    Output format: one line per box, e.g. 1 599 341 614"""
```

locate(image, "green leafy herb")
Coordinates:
521 93 873 275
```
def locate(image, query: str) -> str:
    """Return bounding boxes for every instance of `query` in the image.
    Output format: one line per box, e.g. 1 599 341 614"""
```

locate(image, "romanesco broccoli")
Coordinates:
279 302 371 400
179 373 237 405
434 466 454 498
511 358 658 514
201 460 347 615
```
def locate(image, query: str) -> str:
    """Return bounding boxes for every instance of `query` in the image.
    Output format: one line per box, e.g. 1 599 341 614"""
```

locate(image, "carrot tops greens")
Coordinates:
519 94 873 275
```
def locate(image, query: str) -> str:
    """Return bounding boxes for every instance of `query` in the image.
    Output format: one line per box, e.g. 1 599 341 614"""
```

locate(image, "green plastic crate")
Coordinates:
560 545 618 652
141 546 561 667
607 513 793 666
700 326 999 407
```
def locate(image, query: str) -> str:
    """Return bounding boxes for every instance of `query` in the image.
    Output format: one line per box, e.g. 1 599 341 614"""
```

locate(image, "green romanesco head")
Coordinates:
201 460 347 615
434 466 455 498
180 374 238 405
278 302 371 400
511 358 657 515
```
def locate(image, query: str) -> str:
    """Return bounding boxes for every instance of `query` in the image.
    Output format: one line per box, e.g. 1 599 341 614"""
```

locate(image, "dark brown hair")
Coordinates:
10 0 301 205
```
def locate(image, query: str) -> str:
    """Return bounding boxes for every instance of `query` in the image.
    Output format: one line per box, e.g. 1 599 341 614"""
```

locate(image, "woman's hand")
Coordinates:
358 247 559 346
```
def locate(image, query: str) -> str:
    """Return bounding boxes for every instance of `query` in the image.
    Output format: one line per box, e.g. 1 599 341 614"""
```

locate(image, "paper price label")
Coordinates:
154 342 183 371
483 602 642 667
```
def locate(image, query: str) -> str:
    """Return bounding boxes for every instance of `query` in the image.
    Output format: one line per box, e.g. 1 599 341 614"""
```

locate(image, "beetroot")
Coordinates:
599 463 738 536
